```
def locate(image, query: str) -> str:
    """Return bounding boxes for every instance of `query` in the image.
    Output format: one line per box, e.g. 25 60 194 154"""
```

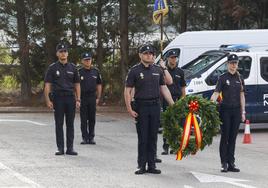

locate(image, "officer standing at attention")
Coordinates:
79 52 102 145
161 50 186 155
211 54 246 172
44 43 81 156
124 44 174 175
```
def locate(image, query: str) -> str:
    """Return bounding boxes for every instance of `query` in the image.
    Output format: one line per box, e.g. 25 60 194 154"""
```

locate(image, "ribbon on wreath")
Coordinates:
176 100 203 160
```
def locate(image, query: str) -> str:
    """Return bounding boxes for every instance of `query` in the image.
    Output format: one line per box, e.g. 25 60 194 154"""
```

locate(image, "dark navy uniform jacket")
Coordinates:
167 66 186 97
79 67 102 97
125 63 165 100
215 72 245 108
44 61 80 93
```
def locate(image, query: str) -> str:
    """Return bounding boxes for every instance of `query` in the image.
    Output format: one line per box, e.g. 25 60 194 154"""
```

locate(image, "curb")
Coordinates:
0 106 127 113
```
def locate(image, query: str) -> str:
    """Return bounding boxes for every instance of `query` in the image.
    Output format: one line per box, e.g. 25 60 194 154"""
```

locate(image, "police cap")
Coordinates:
166 50 178 58
56 43 68 52
227 54 239 63
81 52 92 60
139 44 155 54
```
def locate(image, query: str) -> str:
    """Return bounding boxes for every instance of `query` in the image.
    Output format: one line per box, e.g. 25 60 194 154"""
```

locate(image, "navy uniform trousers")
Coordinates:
53 94 76 151
80 96 96 141
135 100 160 169
219 106 241 165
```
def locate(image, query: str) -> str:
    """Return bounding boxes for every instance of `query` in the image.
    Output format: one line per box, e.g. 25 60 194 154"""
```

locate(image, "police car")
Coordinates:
182 45 268 123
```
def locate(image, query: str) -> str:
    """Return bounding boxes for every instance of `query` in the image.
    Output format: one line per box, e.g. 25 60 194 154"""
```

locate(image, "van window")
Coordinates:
237 56 252 79
206 56 252 86
183 51 227 79
206 62 228 86
260 57 268 82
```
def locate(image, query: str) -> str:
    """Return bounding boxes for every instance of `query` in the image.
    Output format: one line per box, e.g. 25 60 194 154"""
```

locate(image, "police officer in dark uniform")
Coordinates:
211 54 246 172
44 43 81 156
161 50 186 155
124 44 174 175
79 52 102 145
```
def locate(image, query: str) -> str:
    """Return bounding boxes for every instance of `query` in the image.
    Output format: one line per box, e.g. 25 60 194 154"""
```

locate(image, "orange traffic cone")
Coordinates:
243 120 252 144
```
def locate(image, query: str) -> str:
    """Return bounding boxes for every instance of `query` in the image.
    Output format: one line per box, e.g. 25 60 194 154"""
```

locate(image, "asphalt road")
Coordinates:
0 112 267 188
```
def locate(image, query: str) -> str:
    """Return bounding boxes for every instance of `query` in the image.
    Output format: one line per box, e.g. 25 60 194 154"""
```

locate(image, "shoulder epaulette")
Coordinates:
130 63 140 70
70 62 77 67
153 64 161 68
220 72 228 77
92 66 100 71
48 62 56 67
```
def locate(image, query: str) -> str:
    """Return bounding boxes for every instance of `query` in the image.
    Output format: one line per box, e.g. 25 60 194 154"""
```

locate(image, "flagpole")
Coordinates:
160 13 163 59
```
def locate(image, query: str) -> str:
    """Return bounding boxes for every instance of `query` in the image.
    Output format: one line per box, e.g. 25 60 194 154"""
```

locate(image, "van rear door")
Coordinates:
256 55 268 123
237 55 257 123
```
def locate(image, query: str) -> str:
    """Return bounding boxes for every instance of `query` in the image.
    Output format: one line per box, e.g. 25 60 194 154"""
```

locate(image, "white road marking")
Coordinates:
0 119 46 126
184 185 194 188
191 171 257 188
0 162 42 188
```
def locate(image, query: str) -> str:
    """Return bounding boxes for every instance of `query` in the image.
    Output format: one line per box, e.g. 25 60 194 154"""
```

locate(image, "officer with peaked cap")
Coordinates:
161 50 186 155
124 44 174 175
44 43 81 156
79 52 102 145
211 53 246 172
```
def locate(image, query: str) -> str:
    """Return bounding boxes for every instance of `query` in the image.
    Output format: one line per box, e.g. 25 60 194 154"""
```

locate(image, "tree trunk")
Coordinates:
213 3 220 30
180 0 187 33
70 0 77 47
96 0 104 70
119 0 128 91
15 0 31 102
44 0 60 65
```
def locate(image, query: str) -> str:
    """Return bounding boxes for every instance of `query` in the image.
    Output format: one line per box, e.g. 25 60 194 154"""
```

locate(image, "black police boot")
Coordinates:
170 149 174 154
55 149 64 155
147 168 161 174
161 148 168 155
135 167 146 175
155 157 162 163
221 163 228 172
228 163 240 172
66 149 78 155
80 139 88 145
88 139 96 145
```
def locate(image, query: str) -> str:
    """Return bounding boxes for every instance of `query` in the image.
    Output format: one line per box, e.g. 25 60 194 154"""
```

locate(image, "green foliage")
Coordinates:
0 47 12 64
0 75 19 90
1 0 268 102
162 95 221 159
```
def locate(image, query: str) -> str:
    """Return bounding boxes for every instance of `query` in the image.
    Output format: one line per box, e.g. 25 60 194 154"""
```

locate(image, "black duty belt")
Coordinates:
135 98 159 105
221 103 240 109
81 92 96 98
53 91 74 97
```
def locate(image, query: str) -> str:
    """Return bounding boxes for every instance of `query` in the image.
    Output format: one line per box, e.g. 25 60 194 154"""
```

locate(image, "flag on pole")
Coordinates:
153 0 169 24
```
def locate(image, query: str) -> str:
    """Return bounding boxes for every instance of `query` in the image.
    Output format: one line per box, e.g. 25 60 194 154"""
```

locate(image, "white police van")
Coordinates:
182 45 268 123
156 29 268 67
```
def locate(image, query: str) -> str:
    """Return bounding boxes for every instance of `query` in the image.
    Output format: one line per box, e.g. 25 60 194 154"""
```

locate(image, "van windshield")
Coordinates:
182 50 228 79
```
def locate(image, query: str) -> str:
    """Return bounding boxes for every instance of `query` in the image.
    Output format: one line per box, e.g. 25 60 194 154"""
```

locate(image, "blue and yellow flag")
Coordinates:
153 0 169 24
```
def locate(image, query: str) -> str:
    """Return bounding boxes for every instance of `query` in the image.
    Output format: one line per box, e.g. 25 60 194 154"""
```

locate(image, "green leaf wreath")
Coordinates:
161 95 221 159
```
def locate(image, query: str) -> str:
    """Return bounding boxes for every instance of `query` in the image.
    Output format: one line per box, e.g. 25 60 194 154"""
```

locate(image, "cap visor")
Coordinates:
142 50 154 54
